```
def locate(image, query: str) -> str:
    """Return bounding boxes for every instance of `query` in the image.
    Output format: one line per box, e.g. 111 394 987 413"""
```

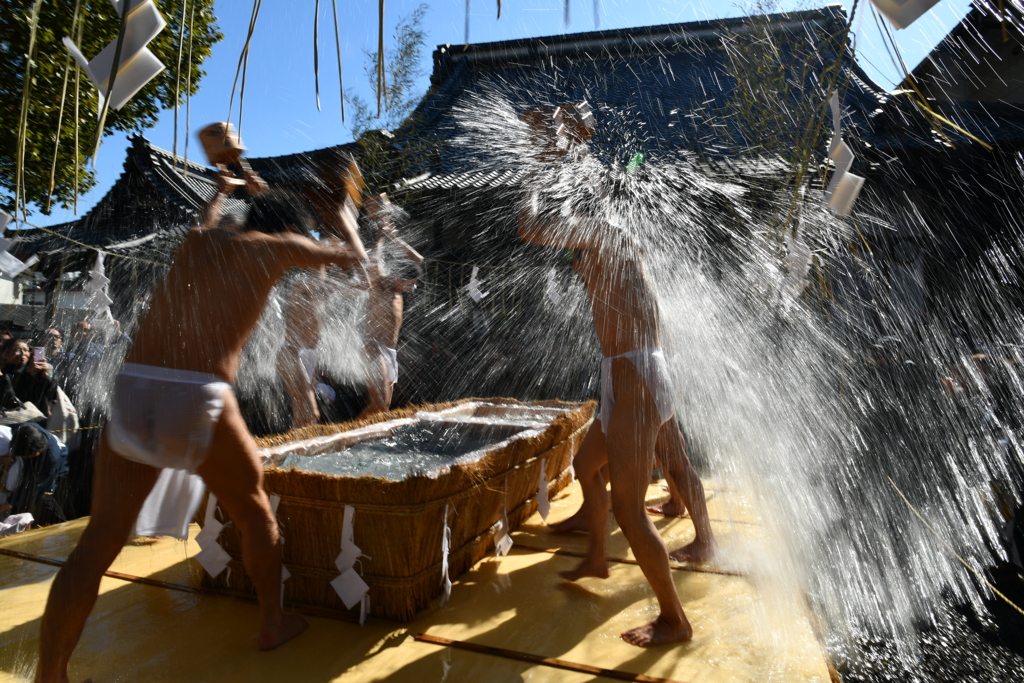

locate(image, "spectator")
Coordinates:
106 320 132 349
39 328 66 382
40 328 63 358
0 423 67 522
1 338 59 417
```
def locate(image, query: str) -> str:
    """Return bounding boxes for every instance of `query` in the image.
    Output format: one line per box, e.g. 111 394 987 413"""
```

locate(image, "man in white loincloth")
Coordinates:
35 170 367 683
519 104 714 647
277 180 367 429
358 193 423 418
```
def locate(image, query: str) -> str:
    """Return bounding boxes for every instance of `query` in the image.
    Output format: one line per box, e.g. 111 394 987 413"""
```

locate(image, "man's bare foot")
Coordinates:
668 538 715 563
547 509 589 533
558 556 609 581
258 613 308 650
620 614 693 647
646 499 687 517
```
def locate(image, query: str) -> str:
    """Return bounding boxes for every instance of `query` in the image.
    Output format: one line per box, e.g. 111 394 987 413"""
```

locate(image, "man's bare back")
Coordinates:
131 227 357 382
520 191 714 648
36 182 364 683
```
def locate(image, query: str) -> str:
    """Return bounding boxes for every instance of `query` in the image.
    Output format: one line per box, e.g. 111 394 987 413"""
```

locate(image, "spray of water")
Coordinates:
46 10 1024 673
447 87 1024 664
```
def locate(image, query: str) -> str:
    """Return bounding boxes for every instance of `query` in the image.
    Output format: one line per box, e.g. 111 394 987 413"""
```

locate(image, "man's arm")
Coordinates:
380 225 424 264
315 196 369 263
250 231 367 278
197 171 267 231
196 172 236 231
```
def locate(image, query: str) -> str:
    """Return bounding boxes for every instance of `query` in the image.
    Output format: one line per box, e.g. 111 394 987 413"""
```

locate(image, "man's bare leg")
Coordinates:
277 348 319 428
656 424 715 563
647 446 687 517
358 344 391 419
196 391 307 650
557 423 610 580
37 435 161 683
548 423 607 534
606 359 692 647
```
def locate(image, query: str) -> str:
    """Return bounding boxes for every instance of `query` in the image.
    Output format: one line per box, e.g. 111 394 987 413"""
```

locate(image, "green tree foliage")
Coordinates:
721 1 854 237
1 0 222 214
722 1 843 170
346 4 429 139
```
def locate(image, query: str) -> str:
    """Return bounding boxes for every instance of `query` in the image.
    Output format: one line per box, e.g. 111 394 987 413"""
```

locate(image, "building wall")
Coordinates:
0 275 22 306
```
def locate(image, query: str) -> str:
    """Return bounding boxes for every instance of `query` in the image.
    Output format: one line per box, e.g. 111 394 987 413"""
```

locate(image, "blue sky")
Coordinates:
38 0 974 226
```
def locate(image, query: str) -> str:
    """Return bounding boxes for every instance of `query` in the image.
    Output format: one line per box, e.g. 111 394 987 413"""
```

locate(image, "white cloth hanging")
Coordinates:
135 468 206 540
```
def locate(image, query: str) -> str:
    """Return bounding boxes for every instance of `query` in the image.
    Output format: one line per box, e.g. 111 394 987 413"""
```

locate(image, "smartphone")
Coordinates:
33 347 45 362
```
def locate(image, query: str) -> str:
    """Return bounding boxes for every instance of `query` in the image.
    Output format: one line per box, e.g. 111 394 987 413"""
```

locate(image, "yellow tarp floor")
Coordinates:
0 482 832 683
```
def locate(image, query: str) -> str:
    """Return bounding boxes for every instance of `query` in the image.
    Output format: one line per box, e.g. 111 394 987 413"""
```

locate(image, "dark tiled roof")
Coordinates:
394 5 888 186
23 136 363 263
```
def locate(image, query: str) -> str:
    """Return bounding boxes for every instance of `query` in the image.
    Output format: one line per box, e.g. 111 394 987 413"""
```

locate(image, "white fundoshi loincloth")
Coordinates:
370 339 399 385
598 347 676 434
108 363 231 473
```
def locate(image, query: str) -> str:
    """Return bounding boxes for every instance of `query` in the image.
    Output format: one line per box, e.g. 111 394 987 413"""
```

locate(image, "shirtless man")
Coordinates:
35 171 366 683
520 205 715 646
518 108 713 646
358 194 423 419
277 273 324 428
279 170 369 429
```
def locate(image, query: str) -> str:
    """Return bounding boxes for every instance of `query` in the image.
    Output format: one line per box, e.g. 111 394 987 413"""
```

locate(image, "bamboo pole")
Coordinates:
44 0 83 214
172 0 189 167
14 0 45 222
92 0 134 162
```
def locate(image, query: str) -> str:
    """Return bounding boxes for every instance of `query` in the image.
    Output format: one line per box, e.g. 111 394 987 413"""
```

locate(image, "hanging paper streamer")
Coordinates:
545 267 562 305
0 250 38 279
494 479 513 557
465 266 488 303
83 252 114 321
195 493 233 580
869 0 940 29
536 457 550 521
567 433 577 485
63 0 167 112
0 215 38 278
440 503 453 606
330 504 371 618
824 92 865 216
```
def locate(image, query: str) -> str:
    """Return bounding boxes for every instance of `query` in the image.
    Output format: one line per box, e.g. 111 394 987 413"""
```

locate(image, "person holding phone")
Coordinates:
0 338 58 418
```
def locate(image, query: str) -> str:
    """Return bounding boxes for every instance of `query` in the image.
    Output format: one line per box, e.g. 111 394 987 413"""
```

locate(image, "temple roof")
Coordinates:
26 5 1023 269
394 5 888 186
14 136 362 267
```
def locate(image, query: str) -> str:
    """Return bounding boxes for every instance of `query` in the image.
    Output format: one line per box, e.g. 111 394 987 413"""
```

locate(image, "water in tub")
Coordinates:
279 420 532 480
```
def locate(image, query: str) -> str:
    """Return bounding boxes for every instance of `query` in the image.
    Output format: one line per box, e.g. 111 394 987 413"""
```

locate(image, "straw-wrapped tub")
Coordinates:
199 398 595 621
